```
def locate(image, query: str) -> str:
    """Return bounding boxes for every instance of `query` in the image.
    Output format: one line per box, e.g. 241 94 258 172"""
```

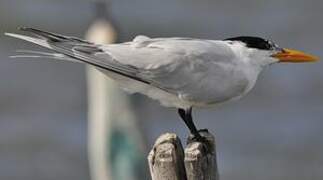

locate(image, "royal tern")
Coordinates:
5 28 318 141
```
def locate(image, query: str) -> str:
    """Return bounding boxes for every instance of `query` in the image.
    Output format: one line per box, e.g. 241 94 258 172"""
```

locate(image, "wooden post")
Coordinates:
148 133 187 180
185 131 219 180
148 131 219 180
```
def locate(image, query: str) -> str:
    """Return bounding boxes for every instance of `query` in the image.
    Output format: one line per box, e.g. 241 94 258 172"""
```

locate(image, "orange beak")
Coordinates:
272 48 319 63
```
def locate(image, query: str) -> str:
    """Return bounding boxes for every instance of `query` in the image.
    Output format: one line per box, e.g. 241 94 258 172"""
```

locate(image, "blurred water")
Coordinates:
0 0 322 179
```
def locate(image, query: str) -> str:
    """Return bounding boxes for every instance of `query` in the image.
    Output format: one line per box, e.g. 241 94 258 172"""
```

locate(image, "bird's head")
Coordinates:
225 36 318 67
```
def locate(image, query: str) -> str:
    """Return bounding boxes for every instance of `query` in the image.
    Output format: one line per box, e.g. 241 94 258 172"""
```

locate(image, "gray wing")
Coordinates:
5 28 235 97
5 28 155 86
99 35 235 93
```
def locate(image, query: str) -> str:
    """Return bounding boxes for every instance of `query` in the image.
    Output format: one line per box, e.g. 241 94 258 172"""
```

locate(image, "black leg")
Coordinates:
178 107 202 139
178 108 186 122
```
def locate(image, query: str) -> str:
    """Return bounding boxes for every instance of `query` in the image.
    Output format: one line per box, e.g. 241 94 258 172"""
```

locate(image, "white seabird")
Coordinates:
5 28 318 140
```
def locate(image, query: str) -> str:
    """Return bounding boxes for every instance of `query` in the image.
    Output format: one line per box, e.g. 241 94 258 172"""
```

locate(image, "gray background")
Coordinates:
0 0 322 179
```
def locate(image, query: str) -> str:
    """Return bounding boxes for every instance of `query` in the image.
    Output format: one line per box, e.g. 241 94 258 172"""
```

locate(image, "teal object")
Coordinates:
109 128 147 180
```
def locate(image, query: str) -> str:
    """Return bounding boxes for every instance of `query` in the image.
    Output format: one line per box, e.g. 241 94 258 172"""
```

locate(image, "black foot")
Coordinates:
198 129 209 133
188 129 213 153
191 133 207 142
190 129 209 143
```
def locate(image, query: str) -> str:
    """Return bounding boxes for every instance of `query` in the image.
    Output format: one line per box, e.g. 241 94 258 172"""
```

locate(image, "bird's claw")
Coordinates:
198 129 209 133
192 129 209 141
191 133 208 143
188 129 213 153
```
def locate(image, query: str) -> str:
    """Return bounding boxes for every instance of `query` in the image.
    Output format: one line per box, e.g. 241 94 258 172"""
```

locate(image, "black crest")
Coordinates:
225 36 278 50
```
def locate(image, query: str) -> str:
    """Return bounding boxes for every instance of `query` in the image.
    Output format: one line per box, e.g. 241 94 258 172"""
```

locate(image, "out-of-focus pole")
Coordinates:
86 1 146 180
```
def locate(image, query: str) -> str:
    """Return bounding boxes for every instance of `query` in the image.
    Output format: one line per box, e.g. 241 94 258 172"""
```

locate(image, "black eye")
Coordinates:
225 36 277 50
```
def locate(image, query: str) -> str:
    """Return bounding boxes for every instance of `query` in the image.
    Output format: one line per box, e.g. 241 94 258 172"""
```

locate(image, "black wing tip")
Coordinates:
17 27 43 36
16 27 65 42
18 27 42 34
18 27 31 31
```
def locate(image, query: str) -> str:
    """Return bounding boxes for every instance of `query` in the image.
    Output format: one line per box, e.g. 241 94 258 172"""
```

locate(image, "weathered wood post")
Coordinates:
148 131 219 180
148 133 187 180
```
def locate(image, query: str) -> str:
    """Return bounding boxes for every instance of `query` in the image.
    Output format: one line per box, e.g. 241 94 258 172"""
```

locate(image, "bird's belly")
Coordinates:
100 68 193 108
100 65 256 109
178 70 252 107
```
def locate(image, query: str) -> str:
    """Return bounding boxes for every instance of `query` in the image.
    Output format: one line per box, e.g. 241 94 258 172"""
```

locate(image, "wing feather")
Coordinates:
5 28 160 88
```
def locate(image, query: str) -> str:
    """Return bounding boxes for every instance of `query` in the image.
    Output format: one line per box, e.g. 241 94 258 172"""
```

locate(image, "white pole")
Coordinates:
86 18 117 180
86 1 146 180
